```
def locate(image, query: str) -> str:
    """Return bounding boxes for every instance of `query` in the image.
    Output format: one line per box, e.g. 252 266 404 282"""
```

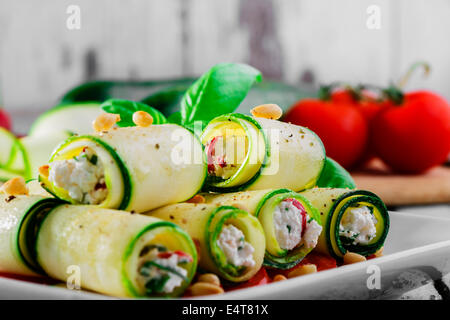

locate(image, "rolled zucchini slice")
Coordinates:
36 205 197 298
0 195 63 276
201 113 326 192
202 189 322 269
299 188 390 259
147 204 265 282
39 124 207 212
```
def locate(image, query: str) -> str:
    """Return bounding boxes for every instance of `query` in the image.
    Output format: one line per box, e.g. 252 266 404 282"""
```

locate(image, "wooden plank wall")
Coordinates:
1 0 449 134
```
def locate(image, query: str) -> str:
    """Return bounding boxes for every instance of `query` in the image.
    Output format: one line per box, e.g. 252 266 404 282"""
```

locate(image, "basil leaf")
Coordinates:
100 99 167 127
316 157 356 189
181 63 262 129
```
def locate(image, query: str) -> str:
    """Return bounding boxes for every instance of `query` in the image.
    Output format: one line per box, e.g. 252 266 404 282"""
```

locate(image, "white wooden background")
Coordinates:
1 0 450 134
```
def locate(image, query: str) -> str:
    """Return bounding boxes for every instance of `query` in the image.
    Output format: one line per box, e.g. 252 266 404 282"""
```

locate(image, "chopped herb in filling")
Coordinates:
273 198 322 251
339 206 377 245
137 245 192 295
217 225 255 268
48 147 107 204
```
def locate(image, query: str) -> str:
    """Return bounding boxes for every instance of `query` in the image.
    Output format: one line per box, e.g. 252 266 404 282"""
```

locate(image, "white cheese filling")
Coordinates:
217 224 255 268
48 149 107 204
139 251 188 294
303 219 322 249
339 206 377 245
273 201 302 250
273 200 322 250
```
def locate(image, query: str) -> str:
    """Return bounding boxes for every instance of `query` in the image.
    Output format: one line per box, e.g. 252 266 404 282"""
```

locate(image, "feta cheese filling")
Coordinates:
303 218 323 249
206 135 248 180
273 199 322 250
217 224 255 268
48 148 107 205
339 206 377 245
138 246 191 295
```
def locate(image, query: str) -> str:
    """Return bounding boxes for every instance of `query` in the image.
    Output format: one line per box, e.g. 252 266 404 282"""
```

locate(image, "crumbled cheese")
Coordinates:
217 224 255 268
153 255 188 293
138 252 188 294
48 149 107 204
303 219 322 248
273 200 323 250
273 201 303 250
339 206 377 245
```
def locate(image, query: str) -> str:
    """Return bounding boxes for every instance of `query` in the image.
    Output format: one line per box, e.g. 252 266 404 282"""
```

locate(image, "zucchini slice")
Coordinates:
0 128 30 181
0 195 63 276
39 124 207 213
300 188 390 259
148 204 266 282
29 102 102 137
203 189 322 269
35 205 197 298
201 113 326 192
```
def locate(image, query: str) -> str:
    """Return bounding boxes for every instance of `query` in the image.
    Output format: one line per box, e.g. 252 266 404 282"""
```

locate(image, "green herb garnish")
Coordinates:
101 99 167 127
177 63 262 131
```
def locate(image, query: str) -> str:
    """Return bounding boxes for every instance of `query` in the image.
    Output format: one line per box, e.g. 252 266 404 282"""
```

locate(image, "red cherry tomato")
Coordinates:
330 89 386 166
0 108 12 131
284 95 369 169
371 90 450 173
331 89 384 124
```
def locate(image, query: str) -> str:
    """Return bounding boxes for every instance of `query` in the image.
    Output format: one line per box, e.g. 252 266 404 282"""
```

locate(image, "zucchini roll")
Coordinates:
299 188 389 259
0 195 63 276
36 204 198 298
39 124 207 212
147 204 265 282
202 189 322 269
201 113 325 192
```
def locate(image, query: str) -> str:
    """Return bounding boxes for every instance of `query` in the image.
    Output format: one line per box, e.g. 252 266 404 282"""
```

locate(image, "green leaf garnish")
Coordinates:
180 63 262 130
100 99 167 127
317 157 356 189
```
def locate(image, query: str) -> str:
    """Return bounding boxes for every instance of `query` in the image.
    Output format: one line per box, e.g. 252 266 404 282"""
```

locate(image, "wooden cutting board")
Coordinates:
352 160 450 206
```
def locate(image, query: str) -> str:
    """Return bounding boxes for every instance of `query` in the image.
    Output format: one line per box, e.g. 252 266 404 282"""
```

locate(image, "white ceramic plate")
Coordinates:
1 211 450 300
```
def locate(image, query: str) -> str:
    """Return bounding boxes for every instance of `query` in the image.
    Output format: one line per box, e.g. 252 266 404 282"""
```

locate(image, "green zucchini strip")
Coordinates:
39 124 207 213
300 188 390 259
35 205 197 298
0 195 63 276
201 113 326 193
147 203 266 283
203 189 322 269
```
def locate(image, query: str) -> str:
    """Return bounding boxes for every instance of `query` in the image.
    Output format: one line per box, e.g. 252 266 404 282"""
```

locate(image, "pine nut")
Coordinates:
189 282 224 296
39 165 49 177
287 264 317 278
186 194 205 204
197 273 221 287
250 104 283 120
343 251 367 265
272 274 287 282
92 113 120 132
1 177 28 196
133 111 153 127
